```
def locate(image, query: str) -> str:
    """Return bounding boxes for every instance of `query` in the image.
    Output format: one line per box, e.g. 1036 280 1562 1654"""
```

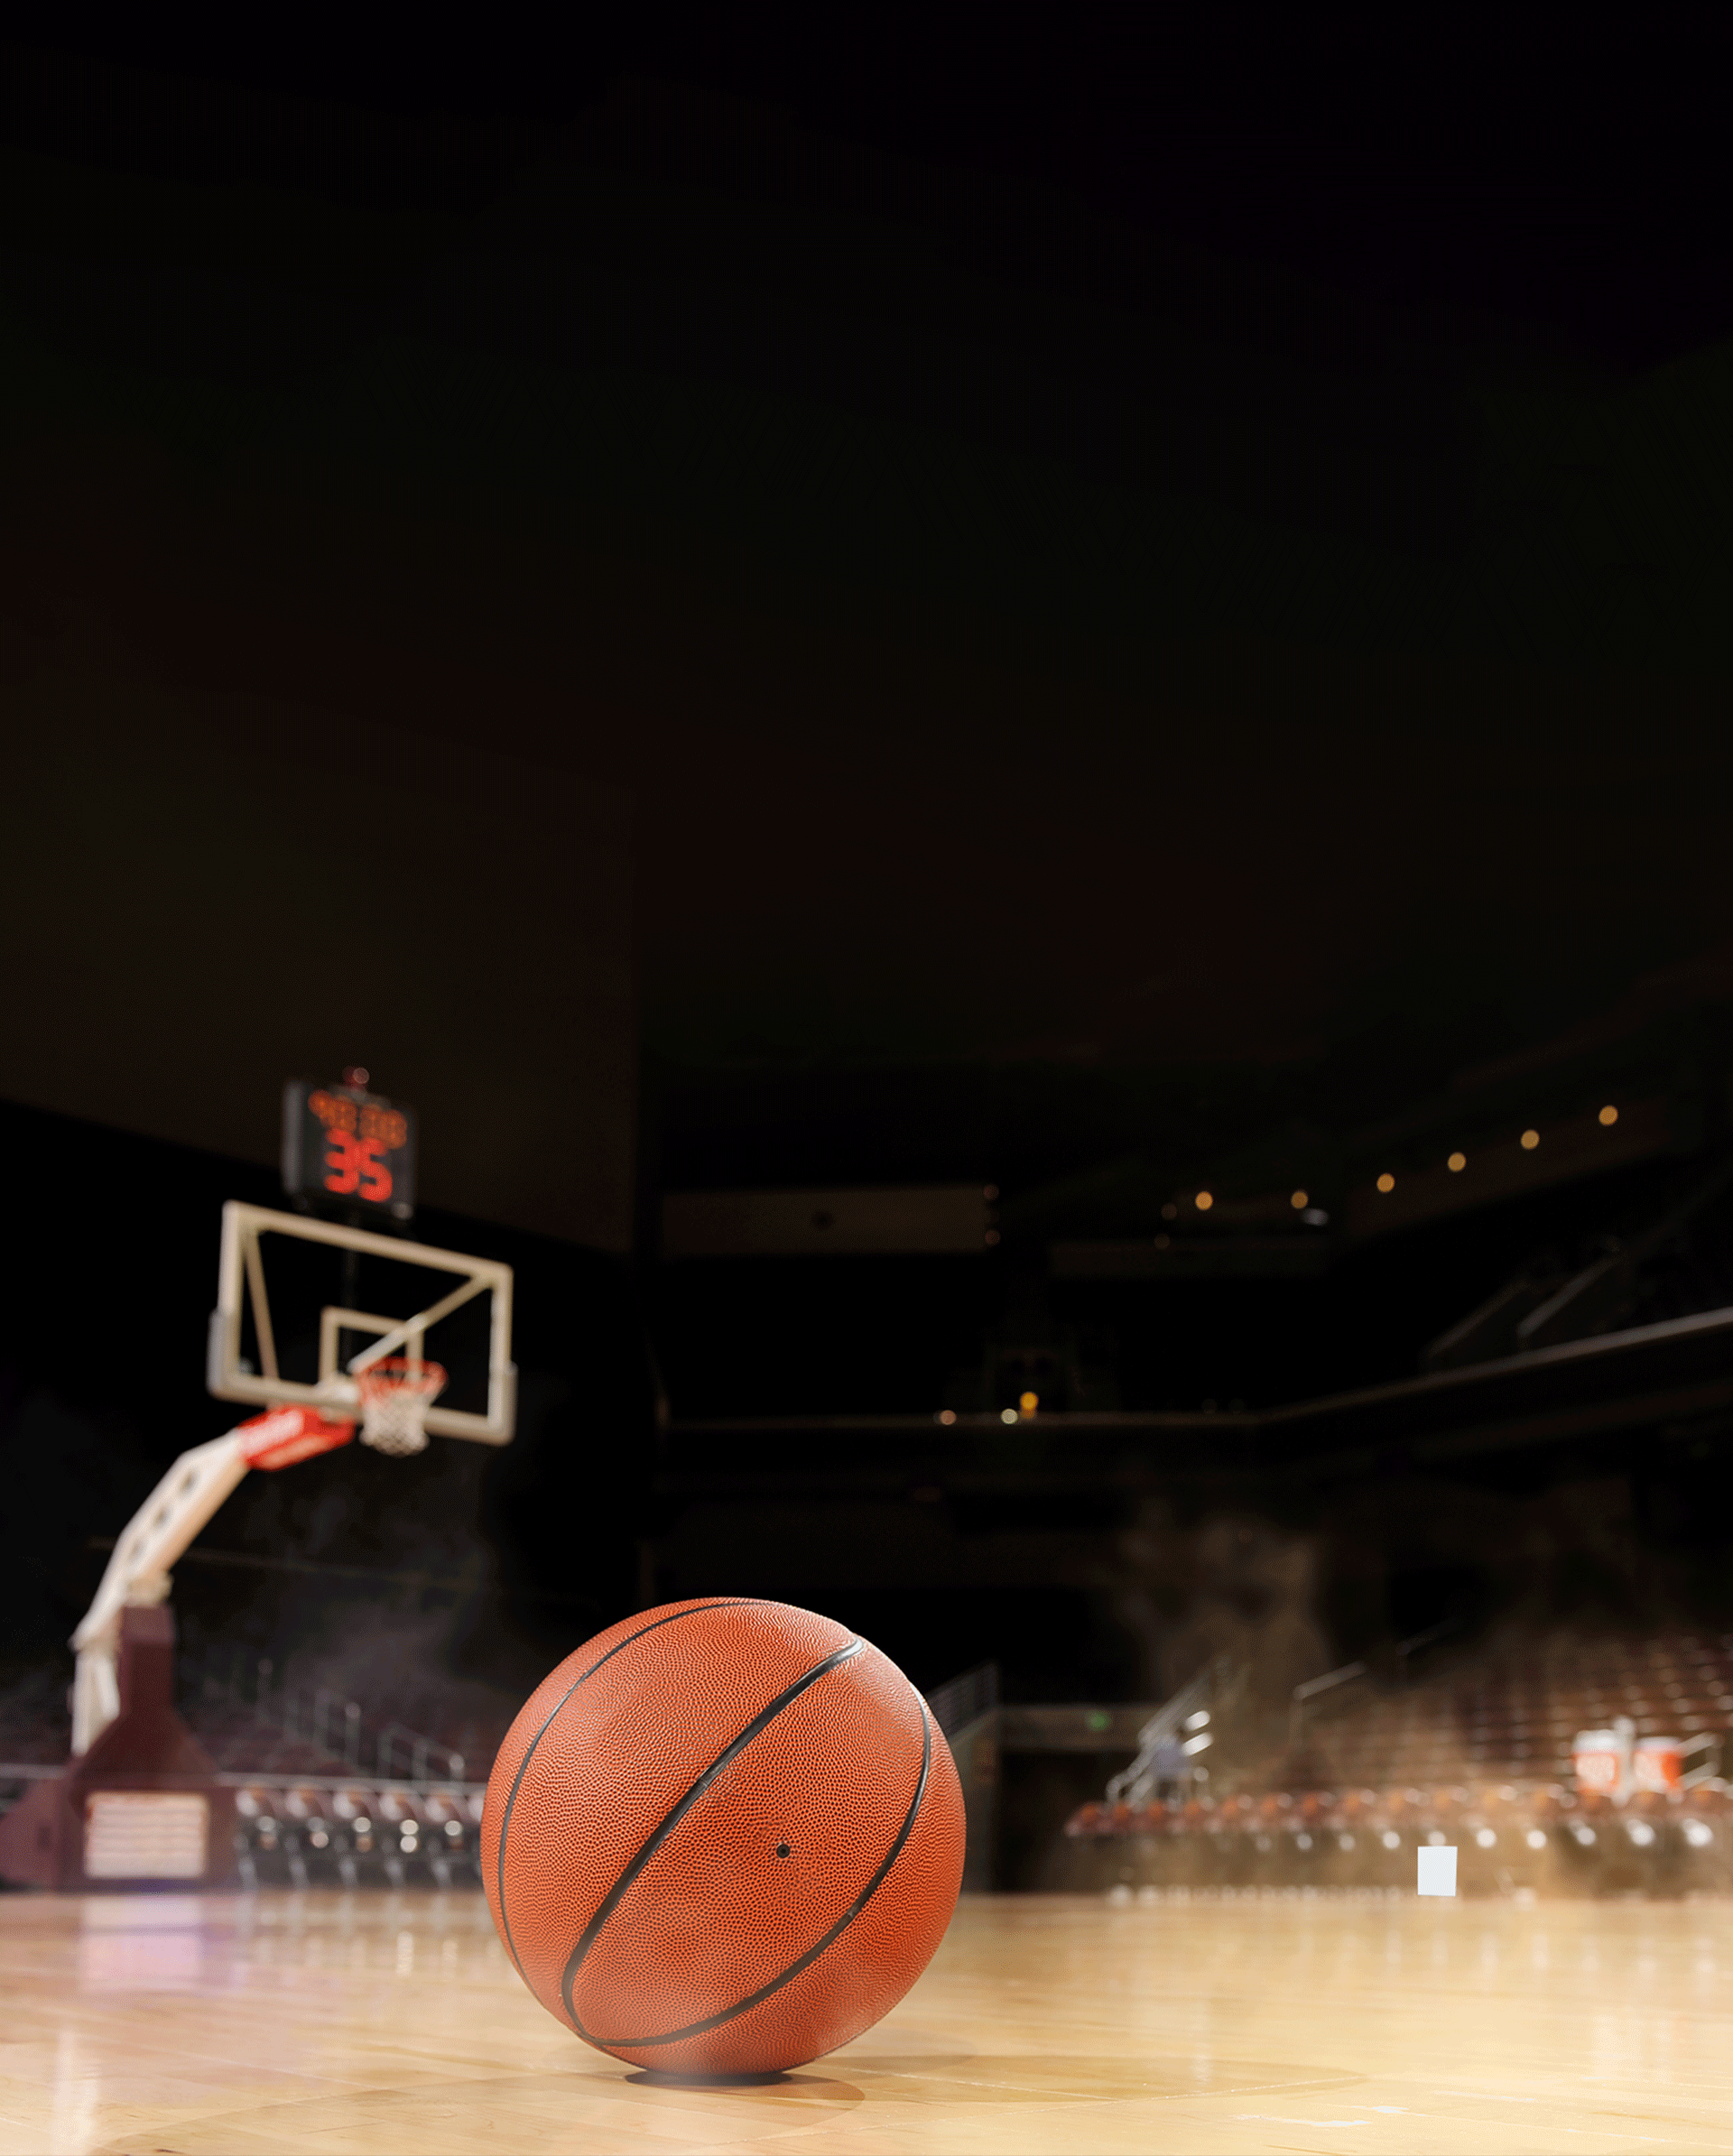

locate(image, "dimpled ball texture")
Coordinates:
482 1597 967 2075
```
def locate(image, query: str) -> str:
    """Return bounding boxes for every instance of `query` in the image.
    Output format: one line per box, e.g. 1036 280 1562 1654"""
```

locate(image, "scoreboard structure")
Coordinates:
282 1072 417 1222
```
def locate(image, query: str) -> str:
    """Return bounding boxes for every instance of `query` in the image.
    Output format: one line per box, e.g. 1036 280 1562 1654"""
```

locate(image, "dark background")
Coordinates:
3 13 1732 1753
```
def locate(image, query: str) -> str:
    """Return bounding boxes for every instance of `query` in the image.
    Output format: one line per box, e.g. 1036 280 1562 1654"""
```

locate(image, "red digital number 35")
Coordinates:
323 1132 394 1203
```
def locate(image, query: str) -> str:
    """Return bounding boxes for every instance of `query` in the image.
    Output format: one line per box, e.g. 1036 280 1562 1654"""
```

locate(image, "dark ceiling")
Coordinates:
16 9 1733 366
2 27 1730 1212
5 17 1733 1730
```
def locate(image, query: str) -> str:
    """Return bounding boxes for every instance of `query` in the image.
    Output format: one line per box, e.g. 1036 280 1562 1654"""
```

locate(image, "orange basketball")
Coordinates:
481 1597 966 2075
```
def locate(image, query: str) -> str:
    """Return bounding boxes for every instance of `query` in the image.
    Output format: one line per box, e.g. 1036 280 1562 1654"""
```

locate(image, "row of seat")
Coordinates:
1061 1782 1730 1896
1073 1780 1728 1834
1303 1633 1733 1783
232 1784 484 1890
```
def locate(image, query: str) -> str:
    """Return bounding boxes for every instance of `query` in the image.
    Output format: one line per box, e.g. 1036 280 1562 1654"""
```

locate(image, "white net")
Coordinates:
355 1359 446 1457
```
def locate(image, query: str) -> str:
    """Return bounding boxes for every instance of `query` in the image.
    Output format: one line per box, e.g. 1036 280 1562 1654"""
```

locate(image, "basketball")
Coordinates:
480 1597 967 2074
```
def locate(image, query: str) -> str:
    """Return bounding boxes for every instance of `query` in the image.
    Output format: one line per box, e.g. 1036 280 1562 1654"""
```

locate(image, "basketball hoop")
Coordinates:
354 1358 446 1457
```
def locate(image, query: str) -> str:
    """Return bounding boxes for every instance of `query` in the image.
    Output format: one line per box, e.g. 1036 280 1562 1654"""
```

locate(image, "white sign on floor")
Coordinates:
1417 1845 1458 1896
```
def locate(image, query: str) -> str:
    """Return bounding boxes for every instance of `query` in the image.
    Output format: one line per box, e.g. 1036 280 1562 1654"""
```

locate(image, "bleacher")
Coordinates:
171 1643 515 1777
171 1650 499 1784
1302 1633 1730 1788
1062 1632 1733 1898
0 1670 72 1768
0 1648 498 1890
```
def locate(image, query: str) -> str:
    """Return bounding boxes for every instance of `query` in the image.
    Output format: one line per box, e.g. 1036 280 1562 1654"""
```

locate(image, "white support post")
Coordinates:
70 1429 251 1754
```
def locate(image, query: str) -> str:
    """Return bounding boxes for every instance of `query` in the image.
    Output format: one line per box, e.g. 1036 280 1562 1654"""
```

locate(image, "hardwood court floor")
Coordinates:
5 1889 1733 2154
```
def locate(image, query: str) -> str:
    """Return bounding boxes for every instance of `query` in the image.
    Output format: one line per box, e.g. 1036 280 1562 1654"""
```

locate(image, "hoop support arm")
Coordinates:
71 1429 250 1753
70 1406 355 1755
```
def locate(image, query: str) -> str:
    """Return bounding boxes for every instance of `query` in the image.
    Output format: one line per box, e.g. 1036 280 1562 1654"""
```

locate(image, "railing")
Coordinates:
375 1723 467 1784
178 1648 465 1785
1108 1655 1245 1806
313 1689 365 1767
1289 1660 1367 1749
214 1768 486 1794
925 1662 999 1739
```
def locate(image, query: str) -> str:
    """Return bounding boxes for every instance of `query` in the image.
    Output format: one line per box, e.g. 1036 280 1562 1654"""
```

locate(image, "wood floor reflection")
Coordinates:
4 1889 1733 2152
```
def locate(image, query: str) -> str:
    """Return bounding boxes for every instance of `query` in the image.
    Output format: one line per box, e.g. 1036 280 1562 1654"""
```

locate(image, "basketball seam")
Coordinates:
559 1637 864 2031
492 1600 753 1980
570 1675 935 2051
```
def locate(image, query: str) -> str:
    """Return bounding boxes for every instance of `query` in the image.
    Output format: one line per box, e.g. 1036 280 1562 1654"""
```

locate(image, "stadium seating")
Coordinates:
1062 1632 1733 1897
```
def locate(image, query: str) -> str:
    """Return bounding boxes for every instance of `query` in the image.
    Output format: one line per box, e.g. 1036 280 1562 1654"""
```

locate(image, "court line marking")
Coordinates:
1234 2116 1367 2126
1386 2114 1704 2147
1245 2102 1715 2151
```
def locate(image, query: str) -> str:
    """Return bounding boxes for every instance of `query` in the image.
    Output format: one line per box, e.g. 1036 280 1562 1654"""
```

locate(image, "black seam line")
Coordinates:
493 1600 754 1981
561 1637 868 2032
576 1684 934 2050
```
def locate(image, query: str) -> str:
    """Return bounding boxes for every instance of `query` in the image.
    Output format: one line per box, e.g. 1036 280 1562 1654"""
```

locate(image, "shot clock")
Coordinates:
282 1072 417 1221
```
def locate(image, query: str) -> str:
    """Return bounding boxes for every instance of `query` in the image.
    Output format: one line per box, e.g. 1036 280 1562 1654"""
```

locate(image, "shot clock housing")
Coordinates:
282 1078 417 1222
